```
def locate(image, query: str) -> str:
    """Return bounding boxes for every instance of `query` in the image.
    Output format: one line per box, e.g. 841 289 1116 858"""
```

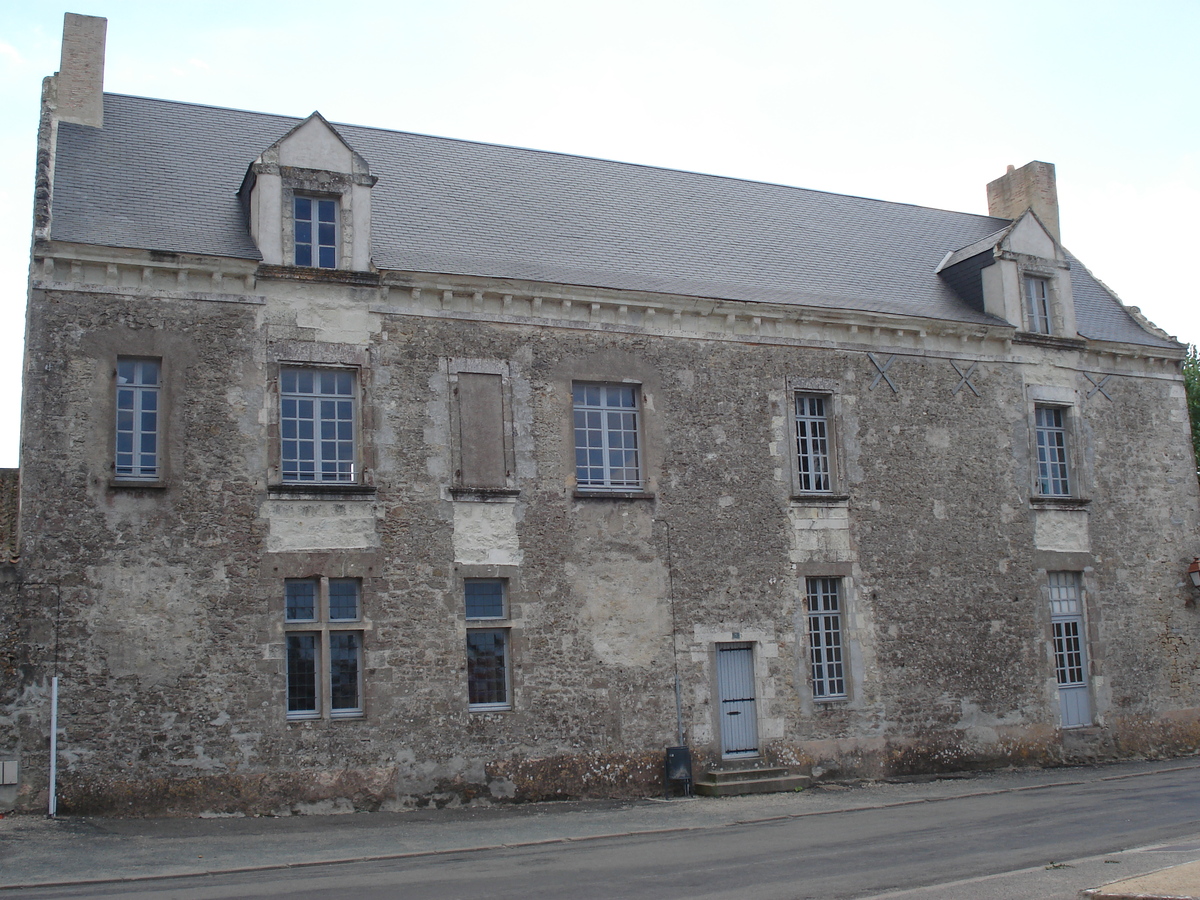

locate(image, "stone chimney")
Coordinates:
55 13 107 127
986 160 1059 243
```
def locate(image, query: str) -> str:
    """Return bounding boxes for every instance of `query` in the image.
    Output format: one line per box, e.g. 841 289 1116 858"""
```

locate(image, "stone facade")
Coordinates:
2 16 1198 816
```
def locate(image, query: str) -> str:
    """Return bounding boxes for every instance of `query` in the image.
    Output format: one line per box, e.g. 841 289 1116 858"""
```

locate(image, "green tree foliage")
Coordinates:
1185 344 1200 483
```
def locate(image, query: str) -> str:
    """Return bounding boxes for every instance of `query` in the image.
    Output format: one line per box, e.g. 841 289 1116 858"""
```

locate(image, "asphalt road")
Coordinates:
9 764 1200 900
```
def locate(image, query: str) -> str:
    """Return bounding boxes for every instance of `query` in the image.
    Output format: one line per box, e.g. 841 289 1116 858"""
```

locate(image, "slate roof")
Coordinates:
50 93 1178 349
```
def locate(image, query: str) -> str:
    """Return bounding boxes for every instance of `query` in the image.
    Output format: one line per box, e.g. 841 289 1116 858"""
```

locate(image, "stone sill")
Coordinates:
450 487 521 502
573 490 655 501
109 479 168 491
1030 496 1091 511
790 493 850 505
268 483 377 501
257 264 381 287
1013 331 1087 351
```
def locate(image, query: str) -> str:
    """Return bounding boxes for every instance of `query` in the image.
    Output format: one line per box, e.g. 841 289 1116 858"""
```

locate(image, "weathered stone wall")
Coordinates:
5 276 1199 816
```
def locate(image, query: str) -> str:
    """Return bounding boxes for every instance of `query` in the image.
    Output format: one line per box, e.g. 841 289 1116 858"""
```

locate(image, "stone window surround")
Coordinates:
786 376 848 502
276 166 369 272
266 341 374 498
107 350 173 491
447 357 519 498
284 575 365 720
797 563 859 710
458 564 522 713
567 372 656 501
267 552 378 724
1026 384 1089 507
1015 258 1069 338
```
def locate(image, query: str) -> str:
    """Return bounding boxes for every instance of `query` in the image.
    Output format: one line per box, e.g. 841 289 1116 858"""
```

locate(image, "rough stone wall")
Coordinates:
5 279 1200 816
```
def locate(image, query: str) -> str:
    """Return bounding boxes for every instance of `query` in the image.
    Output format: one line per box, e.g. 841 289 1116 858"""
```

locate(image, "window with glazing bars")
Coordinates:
115 358 160 480
294 197 337 269
285 577 363 718
1034 405 1070 496
280 368 357 483
573 383 641 490
1025 276 1051 334
466 579 510 710
794 394 831 492
806 577 846 699
1049 572 1085 687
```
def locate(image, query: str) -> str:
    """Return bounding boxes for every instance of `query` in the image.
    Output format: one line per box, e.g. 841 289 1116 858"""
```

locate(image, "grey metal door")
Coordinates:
1053 616 1092 727
716 642 758 758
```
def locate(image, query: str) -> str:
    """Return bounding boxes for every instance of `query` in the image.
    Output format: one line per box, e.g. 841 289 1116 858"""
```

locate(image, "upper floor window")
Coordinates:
1024 276 1051 334
294 197 337 269
573 382 641 491
115 357 160 480
281 367 357 483
1034 405 1070 496
794 394 832 493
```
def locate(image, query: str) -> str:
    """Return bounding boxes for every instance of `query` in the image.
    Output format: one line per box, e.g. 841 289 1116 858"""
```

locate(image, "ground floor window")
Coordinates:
284 577 363 719
465 579 511 710
806 577 846 699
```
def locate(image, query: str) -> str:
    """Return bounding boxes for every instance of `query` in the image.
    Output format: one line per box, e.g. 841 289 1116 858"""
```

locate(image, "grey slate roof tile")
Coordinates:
49 93 1178 349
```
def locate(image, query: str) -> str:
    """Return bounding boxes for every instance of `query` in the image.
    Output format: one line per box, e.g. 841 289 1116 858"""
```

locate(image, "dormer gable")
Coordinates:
938 162 1076 340
239 112 377 272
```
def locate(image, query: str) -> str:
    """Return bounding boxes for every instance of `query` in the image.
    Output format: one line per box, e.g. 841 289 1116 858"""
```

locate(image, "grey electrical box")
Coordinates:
1 761 18 785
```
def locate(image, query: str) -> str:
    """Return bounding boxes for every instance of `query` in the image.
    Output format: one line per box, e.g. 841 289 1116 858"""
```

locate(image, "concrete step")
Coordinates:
694 768 811 797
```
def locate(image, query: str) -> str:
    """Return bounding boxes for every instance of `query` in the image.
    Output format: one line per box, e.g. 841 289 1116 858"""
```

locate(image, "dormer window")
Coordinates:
1024 276 1052 334
294 197 338 268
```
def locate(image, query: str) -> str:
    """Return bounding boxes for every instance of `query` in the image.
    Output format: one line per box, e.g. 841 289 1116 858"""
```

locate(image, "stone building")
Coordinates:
2 14 1198 815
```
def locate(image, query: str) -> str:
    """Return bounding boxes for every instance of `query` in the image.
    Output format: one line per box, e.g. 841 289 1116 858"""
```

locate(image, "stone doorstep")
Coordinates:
694 766 812 797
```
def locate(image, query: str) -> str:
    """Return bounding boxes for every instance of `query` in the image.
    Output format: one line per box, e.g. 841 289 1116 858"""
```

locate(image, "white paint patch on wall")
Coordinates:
265 501 380 551
1033 509 1090 552
452 501 523 565
572 557 669 667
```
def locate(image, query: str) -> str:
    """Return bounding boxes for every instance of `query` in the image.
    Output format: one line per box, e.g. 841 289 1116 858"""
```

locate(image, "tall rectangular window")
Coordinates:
280 368 357 483
1025 276 1051 334
294 197 338 269
573 382 641 491
465 579 510 710
284 577 363 719
794 394 831 493
1048 571 1092 727
1034 405 1070 497
806 577 846 700
115 358 161 480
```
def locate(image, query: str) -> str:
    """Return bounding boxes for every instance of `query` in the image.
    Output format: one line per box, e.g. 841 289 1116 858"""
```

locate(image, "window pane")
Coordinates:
286 634 318 713
281 367 358 484
465 580 505 619
285 579 316 621
330 632 361 711
329 580 360 620
806 578 846 699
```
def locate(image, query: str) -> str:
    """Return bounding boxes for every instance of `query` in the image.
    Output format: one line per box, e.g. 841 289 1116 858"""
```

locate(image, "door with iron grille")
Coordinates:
1049 572 1092 728
716 642 759 758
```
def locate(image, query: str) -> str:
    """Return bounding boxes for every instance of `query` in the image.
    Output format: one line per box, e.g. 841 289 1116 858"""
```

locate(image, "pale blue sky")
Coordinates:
0 1 1196 467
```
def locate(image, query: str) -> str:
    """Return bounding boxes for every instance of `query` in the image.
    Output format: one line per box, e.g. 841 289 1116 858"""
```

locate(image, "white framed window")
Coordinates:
285 577 363 719
1048 571 1092 727
115 357 161 480
806 577 847 700
465 579 510 710
280 367 358 483
1034 405 1070 497
794 394 832 493
294 196 338 269
573 382 642 491
1024 276 1052 334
